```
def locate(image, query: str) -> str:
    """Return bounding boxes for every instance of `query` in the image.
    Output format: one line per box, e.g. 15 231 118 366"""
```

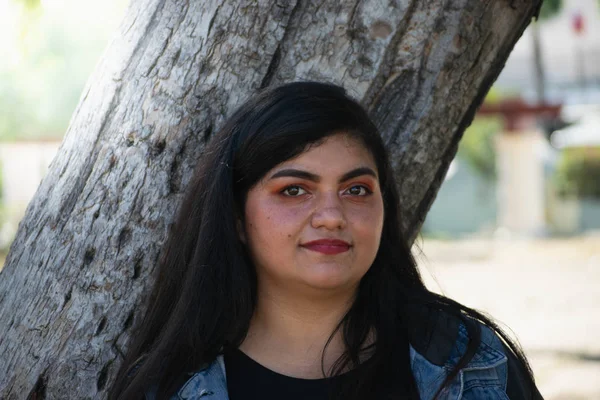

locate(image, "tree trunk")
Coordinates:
0 0 541 398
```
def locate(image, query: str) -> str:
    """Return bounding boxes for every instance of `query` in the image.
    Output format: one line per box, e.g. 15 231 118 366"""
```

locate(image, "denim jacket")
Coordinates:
146 314 540 400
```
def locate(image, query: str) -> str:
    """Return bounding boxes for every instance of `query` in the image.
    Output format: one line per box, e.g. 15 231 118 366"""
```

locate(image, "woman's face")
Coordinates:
242 133 384 295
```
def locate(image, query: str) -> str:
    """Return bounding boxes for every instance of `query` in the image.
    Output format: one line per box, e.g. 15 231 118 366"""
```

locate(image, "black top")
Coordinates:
224 349 350 400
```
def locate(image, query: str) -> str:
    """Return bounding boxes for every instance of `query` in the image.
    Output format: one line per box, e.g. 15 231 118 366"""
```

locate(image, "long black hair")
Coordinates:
110 81 536 399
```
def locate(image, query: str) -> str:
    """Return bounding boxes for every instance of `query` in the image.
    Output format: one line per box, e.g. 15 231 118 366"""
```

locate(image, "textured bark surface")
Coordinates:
0 0 541 398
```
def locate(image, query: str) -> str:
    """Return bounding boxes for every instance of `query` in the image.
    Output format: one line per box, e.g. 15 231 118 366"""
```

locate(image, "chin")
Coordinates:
300 266 361 291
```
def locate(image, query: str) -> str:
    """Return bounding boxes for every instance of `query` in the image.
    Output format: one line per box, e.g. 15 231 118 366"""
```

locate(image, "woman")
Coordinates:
110 82 542 399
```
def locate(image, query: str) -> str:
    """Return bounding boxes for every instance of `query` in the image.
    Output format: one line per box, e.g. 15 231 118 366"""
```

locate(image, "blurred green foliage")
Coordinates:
457 116 501 181
539 0 562 20
21 0 41 10
456 88 505 181
0 0 127 141
554 147 600 199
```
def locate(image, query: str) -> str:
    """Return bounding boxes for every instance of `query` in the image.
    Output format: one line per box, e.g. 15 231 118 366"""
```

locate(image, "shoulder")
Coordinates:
144 357 228 400
407 306 542 399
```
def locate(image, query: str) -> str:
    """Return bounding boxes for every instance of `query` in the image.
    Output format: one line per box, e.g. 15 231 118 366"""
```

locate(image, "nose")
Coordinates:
310 191 347 230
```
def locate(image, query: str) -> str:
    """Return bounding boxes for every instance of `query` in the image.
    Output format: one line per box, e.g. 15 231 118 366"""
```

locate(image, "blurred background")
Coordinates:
0 0 598 398
418 0 600 398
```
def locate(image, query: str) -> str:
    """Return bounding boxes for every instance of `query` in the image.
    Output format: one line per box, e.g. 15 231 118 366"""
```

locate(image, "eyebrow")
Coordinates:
269 167 377 183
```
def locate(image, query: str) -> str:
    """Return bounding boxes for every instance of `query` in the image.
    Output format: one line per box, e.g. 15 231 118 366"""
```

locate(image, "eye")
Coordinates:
345 185 371 196
281 185 308 196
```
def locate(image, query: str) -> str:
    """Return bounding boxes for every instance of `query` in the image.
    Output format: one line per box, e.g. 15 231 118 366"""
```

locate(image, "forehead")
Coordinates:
275 134 376 171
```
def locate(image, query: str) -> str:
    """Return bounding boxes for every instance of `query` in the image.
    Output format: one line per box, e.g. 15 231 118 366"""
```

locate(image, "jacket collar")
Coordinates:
177 356 228 400
407 304 506 368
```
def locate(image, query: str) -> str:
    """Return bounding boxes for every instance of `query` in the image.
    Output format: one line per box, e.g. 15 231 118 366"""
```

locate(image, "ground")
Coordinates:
417 235 600 400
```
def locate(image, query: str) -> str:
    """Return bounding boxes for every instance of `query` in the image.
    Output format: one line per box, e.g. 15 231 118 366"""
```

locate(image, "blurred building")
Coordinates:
0 141 60 248
423 0 600 238
497 0 600 104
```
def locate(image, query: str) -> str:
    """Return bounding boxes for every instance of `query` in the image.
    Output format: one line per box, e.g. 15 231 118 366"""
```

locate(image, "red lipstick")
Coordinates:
301 239 351 255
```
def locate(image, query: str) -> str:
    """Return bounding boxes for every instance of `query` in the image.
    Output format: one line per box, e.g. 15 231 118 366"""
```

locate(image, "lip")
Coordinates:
300 239 352 255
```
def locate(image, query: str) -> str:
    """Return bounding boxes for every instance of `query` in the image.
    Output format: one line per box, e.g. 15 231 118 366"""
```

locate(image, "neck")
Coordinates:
240 281 357 379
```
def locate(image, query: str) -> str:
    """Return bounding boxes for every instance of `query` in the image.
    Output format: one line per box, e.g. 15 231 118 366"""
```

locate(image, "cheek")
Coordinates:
348 202 385 261
349 202 384 235
244 199 305 256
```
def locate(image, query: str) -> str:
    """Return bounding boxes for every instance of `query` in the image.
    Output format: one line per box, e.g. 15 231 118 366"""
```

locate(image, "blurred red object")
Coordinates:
572 12 585 36
478 98 561 132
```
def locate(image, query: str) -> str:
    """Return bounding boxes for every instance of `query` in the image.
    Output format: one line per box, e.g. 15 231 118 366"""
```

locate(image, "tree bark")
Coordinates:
0 0 541 398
